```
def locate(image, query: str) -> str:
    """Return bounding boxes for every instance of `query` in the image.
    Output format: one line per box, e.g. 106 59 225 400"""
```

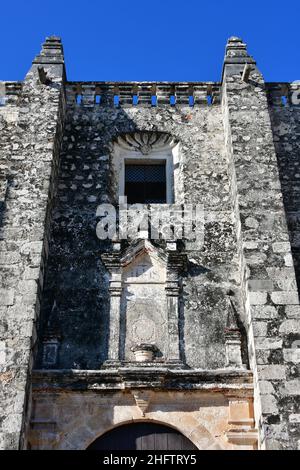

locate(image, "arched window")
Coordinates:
112 132 180 205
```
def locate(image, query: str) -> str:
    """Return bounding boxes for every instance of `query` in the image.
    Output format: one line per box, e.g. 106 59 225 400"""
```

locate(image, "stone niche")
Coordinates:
121 248 167 361
101 239 185 365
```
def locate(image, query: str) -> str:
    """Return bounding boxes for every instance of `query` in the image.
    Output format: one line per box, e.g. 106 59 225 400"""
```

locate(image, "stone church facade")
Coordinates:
0 36 299 450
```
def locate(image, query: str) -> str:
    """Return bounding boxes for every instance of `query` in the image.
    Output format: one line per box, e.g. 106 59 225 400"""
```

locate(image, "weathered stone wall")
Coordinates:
267 90 300 449
0 38 66 449
222 38 300 450
268 87 300 285
35 92 244 370
28 369 256 450
1 35 299 451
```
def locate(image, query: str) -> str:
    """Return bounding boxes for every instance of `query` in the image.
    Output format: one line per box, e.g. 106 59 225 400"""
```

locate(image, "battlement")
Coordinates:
2 80 299 109
0 81 22 106
266 82 300 106
66 81 221 107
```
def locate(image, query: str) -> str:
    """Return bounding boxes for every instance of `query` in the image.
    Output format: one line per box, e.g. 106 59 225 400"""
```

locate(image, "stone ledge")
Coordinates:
32 368 254 395
226 429 258 445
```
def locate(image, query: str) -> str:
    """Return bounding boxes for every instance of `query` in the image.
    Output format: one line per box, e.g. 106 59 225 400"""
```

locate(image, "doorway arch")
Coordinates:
86 422 198 450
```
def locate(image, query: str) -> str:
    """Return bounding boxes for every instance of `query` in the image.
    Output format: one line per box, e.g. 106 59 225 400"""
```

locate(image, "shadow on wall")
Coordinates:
36 104 191 370
35 106 143 370
269 102 300 299
36 103 189 369
35 101 248 371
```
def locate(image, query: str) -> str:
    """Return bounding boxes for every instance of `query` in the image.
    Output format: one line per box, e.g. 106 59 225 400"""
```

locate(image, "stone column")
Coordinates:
165 248 185 363
0 37 66 449
108 269 122 361
165 271 181 361
222 37 300 449
101 251 122 363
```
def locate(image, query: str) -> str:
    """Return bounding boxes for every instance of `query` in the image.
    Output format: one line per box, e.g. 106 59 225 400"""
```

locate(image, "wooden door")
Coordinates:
87 422 197 450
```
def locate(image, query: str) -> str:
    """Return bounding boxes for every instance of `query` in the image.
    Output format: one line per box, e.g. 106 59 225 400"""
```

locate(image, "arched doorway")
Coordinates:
87 422 198 450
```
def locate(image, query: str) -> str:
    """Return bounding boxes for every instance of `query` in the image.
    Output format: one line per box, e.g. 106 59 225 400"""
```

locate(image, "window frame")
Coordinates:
124 159 167 204
118 150 174 204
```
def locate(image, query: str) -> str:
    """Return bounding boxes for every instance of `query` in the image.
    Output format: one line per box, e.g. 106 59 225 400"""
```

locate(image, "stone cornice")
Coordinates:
101 240 187 273
32 368 254 396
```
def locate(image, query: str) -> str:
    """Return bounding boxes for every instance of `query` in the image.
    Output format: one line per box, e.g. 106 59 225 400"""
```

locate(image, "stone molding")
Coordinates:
101 239 187 363
28 388 257 450
32 368 254 395
116 131 178 155
131 390 153 416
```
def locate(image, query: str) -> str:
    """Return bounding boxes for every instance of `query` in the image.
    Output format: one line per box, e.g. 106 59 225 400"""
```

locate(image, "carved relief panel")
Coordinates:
121 253 167 360
101 239 185 365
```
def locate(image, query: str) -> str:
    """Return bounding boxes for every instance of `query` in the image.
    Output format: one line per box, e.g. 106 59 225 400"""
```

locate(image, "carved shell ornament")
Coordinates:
116 132 178 155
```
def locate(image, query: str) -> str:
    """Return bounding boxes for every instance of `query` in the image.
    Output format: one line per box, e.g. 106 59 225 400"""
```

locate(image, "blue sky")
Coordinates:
1 0 299 82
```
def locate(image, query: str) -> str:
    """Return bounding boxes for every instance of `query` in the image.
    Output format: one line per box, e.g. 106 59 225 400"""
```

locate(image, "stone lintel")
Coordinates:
32 368 254 396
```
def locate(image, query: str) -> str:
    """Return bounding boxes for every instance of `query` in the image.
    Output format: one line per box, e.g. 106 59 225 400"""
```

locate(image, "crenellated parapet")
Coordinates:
266 82 300 107
66 81 221 107
0 82 22 106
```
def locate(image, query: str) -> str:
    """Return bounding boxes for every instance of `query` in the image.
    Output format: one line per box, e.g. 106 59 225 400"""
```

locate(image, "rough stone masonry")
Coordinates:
0 36 299 450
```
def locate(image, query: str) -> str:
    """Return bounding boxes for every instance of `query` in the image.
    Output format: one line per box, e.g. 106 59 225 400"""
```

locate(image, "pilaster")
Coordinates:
165 249 186 362
101 251 122 362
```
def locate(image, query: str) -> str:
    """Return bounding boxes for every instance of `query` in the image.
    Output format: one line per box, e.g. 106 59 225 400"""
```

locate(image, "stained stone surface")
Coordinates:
35 101 238 371
0 37 66 450
0 36 300 450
